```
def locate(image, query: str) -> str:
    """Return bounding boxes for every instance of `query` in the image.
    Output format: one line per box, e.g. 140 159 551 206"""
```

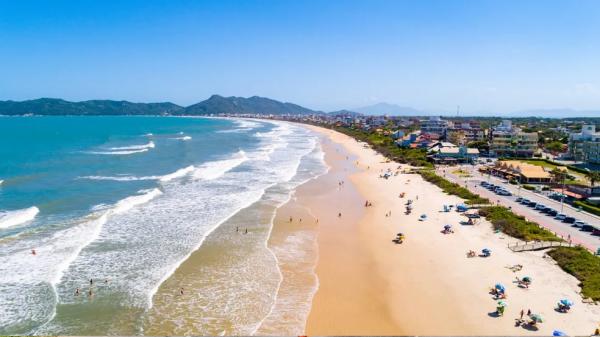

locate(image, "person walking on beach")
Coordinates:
338 212 342 217
75 288 80 296
244 228 248 234
519 309 524 320
236 226 239 232
31 249 36 255
289 216 293 222
180 288 184 296
90 279 93 286
88 289 93 298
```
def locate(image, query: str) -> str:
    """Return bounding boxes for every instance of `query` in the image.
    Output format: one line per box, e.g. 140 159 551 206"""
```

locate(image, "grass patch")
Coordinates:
573 200 600 217
478 206 561 242
419 170 490 205
547 246 600 301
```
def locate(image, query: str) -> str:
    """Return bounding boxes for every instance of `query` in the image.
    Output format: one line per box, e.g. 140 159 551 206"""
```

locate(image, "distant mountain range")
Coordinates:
1 97 599 118
0 98 183 116
0 95 319 116
352 102 425 116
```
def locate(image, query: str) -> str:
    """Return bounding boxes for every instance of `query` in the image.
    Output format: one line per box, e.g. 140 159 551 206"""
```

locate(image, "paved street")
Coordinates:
437 165 600 252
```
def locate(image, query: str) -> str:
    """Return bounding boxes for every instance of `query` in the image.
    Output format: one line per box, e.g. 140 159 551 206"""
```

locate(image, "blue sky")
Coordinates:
1 0 600 113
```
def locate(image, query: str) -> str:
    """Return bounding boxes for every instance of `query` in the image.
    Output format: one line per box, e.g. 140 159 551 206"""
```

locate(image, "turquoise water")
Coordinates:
0 116 324 334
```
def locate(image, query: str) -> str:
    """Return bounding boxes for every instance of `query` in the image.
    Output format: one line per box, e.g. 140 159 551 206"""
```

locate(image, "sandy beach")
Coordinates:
274 124 600 335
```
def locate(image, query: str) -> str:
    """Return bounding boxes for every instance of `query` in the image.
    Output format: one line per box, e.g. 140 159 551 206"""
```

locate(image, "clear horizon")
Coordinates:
2 0 600 114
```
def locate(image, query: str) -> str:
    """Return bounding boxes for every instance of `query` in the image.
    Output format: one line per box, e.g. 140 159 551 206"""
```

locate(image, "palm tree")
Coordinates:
585 170 600 187
550 167 568 184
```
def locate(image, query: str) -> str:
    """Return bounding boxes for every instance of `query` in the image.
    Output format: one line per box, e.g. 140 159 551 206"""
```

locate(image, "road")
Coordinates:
436 165 600 252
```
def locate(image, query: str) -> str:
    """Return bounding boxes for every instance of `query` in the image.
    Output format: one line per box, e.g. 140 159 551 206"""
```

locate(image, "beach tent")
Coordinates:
456 204 469 212
552 330 567 336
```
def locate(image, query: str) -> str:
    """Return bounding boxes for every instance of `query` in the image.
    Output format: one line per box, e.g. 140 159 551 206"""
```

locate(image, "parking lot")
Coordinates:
437 165 600 252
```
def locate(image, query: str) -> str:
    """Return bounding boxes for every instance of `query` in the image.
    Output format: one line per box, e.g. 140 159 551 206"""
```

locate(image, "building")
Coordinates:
490 160 552 184
428 141 479 164
446 120 486 145
420 116 448 139
568 124 600 164
489 120 538 157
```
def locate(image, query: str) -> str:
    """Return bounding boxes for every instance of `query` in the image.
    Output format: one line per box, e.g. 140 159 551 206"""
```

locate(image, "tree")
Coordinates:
545 141 565 153
550 167 568 185
585 170 600 187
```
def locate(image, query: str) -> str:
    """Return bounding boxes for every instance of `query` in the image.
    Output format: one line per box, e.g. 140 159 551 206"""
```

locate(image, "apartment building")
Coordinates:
568 124 600 164
489 120 538 157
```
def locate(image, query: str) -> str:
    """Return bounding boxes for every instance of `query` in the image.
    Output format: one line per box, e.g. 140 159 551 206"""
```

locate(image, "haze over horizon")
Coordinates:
2 0 600 115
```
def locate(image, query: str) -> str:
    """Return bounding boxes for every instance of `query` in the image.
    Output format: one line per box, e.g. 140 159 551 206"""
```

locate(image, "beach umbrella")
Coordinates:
494 283 505 292
444 224 452 229
523 276 532 283
552 330 568 336
531 314 544 323
497 300 507 307
420 214 427 218
560 299 573 306
482 248 491 254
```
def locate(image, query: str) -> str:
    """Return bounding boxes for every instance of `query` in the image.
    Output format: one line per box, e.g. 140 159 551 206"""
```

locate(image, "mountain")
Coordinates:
182 95 317 115
353 102 424 116
328 109 362 117
0 98 183 116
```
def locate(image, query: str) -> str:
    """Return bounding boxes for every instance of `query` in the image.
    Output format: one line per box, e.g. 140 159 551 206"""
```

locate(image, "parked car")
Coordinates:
554 214 567 221
516 197 523 203
497 190 512 196
480 181 489 187
573 220 587 228
528 202 538 208
520 199 530 205
563 217 576 224
547 209 558 216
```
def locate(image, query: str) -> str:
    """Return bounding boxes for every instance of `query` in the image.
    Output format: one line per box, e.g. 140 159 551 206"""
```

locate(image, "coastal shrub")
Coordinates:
523 184 535 191
478 206 561 242
419 170 490 205
548 247 600 301
573 200 600 217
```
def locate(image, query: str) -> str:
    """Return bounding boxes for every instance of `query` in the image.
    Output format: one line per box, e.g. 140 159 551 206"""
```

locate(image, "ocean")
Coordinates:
0 116 327 335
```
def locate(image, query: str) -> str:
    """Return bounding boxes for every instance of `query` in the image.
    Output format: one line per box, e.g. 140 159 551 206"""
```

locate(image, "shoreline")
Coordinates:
285 124 600 335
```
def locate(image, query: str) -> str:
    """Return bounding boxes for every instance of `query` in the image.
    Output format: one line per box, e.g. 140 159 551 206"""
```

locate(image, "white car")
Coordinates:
573 220 588 228
554 214 566 221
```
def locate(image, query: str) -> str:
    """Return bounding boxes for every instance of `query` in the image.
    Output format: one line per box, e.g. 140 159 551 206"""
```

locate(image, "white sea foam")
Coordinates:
0 188 163 332
87 148 149 155
159 165 195 182
0 206 39 229
0 179 3 186
170 136 192 141
109 141 155 151
193 150 248 180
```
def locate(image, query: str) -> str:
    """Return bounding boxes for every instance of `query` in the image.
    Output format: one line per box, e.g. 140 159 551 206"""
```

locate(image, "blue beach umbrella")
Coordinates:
560 299 573 306
482 248 491 254
552 330 567 336
494 283 505 292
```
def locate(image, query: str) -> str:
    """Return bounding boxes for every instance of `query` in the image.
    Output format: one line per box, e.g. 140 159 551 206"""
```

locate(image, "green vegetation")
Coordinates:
418 170 490 205
547 246 600 301
333 126 433 167
544 140 565 153
478 206 561 242
523 184 536 191
573 200 600 217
